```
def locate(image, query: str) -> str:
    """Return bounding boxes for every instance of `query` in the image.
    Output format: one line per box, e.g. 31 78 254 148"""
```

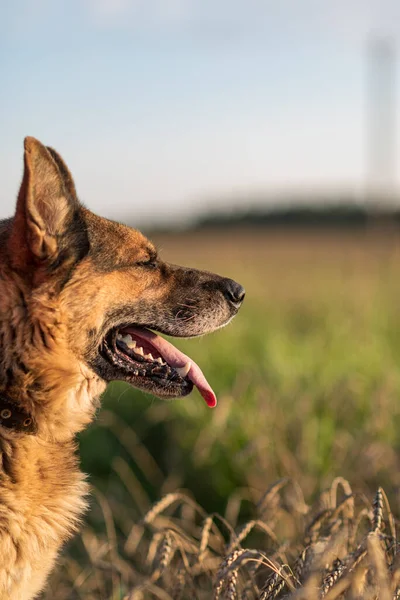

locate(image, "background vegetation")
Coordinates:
46 226 400 598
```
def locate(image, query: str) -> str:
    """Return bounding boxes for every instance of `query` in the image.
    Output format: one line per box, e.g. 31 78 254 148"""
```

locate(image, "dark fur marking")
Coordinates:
15 360 29 375
8 326 16 346
38 325 50 350
0 449 17 485
18 291 28 314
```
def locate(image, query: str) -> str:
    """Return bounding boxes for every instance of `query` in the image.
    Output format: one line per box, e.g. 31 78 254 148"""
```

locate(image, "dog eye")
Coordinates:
137 257 158 269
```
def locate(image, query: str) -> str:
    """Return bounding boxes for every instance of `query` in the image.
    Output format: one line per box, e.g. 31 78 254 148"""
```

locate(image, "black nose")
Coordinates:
223 279 246 308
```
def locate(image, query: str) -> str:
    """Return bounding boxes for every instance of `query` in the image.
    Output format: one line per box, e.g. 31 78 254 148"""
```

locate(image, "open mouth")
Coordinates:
100 326 217 407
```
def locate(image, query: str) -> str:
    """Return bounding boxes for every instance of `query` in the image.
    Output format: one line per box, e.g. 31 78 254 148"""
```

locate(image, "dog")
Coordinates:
0 137 245 599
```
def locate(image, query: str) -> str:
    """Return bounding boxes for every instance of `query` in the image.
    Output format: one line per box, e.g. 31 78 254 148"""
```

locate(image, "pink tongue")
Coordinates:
123 327 217 408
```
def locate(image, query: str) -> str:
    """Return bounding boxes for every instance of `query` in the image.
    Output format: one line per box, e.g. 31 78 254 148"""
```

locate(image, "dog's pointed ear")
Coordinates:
9 137 88 270
45 144 78 201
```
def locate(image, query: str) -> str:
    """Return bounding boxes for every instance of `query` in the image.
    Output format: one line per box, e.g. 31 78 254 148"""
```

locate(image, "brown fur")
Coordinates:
0 137 244 599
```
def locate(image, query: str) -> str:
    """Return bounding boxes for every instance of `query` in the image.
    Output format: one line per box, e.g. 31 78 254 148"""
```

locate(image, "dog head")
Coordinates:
0 137 244 439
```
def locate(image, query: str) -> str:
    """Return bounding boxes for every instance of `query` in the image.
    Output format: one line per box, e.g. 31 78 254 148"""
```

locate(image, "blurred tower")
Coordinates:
366 36 397 203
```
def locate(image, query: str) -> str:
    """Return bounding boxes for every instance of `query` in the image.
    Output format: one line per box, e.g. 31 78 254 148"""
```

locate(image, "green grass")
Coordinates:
78 228 400 509
47 227 400 598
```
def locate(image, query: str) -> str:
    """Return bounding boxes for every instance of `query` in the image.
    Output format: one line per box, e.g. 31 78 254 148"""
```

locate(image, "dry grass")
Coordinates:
44 226 400 599
45 478 400 599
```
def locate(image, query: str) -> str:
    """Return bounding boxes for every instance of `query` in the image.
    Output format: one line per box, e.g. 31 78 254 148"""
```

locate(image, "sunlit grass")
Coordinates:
79 228 400 506
51 227 400 598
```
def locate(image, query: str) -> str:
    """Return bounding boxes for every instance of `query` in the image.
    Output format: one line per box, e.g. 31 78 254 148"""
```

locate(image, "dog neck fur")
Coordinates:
0 251 106 441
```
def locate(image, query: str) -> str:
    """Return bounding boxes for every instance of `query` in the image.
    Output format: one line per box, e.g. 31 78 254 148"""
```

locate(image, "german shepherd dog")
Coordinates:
0 138 244 599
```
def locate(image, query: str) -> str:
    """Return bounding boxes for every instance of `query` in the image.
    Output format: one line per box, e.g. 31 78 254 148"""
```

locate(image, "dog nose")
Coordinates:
223 279 246 308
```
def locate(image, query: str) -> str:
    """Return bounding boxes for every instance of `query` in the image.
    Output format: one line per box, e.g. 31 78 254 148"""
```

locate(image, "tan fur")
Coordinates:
0 137 244 599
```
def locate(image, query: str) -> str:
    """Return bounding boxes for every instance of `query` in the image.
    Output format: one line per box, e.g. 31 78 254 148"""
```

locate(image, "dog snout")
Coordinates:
222 279 245 309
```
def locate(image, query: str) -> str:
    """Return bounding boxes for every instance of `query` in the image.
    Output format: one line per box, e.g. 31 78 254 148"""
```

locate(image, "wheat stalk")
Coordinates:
47 481 400 600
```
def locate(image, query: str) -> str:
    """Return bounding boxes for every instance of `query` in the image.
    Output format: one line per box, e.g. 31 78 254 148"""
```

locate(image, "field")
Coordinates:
45 227 400 599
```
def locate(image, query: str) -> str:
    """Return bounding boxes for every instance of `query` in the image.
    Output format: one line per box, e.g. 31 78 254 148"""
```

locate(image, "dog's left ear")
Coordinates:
9 137 88 272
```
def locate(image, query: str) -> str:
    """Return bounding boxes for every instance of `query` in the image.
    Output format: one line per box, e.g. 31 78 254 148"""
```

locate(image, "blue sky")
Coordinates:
1 0 399 226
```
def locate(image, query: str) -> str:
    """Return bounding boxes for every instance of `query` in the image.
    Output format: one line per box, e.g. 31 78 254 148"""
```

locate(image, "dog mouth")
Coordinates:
100 326 217 407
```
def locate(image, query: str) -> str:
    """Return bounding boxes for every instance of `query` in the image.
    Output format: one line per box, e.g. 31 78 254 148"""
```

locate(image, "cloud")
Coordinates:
84 0 192 28
82 0 400 45
91 0 132 19
83 0 291 31
325 0 400 43
4 0 399 46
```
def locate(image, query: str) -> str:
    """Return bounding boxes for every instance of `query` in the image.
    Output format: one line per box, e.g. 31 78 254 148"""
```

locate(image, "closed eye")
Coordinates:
136 255 158 268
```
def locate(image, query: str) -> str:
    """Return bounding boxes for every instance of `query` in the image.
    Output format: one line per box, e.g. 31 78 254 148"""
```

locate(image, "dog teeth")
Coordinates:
175 362 191 378
117 335 160 363
119 333 134 345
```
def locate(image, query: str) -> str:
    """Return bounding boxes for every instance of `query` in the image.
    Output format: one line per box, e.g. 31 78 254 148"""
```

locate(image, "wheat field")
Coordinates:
45 226 400 599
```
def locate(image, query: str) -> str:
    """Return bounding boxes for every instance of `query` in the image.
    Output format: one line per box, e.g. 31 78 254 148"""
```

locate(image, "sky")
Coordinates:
1 0 399 226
